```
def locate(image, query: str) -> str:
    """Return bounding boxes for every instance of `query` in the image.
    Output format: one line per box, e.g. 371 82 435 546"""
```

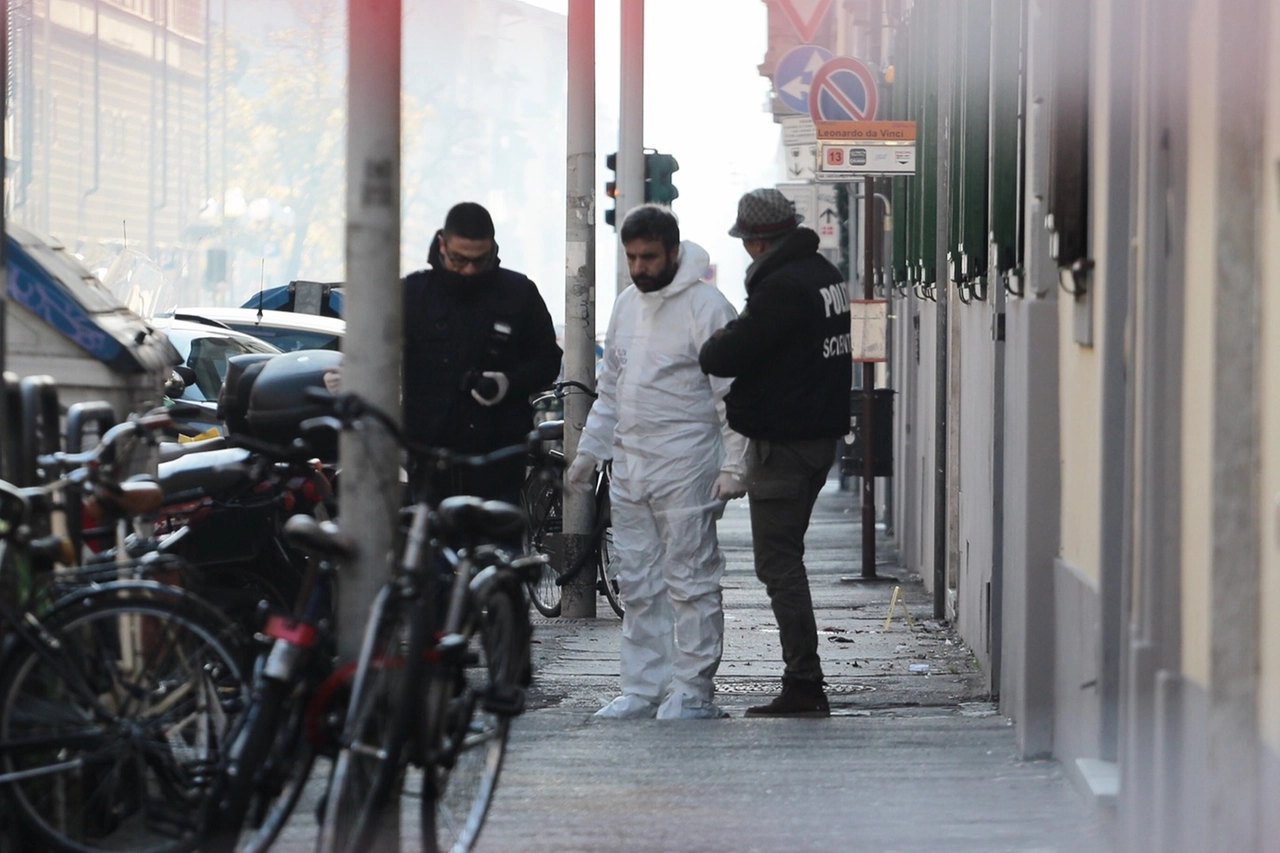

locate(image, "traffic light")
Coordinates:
644 151 679 205
604 150 679 229
604 152 618 228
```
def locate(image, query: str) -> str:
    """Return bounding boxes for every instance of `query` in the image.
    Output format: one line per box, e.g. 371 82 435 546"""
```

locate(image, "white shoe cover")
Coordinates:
656 692 730 720
594 694 659 719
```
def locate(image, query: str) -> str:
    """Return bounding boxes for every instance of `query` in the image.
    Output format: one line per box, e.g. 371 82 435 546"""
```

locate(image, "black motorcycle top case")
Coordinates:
244 349 343 459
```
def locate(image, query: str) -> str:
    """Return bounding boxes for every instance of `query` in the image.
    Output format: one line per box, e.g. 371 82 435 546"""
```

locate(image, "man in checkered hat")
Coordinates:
698 188 852 717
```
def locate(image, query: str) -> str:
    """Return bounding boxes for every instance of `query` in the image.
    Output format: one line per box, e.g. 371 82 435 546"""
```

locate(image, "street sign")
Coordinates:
816 183 840 249
776 182 817 231
808 57 879 122
781 115 816 180
772 0 835 44
850 299 888 362
773 44 833 115
817 144 917 177
815 120 917 179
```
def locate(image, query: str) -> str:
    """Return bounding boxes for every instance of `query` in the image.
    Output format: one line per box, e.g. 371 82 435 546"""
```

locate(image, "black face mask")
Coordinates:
434 265 498 291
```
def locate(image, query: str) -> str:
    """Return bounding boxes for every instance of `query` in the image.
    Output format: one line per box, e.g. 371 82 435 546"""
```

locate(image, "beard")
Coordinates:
632 260 678 293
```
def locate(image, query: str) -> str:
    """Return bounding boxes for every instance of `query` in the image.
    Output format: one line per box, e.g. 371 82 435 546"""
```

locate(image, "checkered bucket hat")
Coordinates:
728 188 804 239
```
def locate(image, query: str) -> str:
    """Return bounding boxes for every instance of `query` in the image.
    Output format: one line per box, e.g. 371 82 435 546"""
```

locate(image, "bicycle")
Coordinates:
313 392 557 853
195 443 345 853
524 380 623 618
0 414 252 853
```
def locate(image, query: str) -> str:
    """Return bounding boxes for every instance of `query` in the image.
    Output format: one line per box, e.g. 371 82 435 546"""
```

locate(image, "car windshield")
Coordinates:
221 324 340 352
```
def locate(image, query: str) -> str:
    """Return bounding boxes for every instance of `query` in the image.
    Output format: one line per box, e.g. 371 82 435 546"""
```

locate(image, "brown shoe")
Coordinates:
744 678 830 718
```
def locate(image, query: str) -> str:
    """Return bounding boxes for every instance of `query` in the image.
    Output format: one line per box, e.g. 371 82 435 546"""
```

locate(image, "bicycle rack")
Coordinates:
1 372 19 485
64 400 119 553
18 375 60 488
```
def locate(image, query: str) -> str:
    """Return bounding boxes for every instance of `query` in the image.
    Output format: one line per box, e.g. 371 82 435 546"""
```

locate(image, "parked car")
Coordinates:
175 307 345 353
152 316 282 434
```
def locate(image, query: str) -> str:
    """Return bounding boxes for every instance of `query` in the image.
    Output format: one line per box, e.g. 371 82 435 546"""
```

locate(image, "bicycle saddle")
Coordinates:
434 496 527 541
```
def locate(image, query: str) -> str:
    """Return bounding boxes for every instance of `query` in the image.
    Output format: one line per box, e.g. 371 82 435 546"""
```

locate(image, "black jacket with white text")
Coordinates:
698 227 851 441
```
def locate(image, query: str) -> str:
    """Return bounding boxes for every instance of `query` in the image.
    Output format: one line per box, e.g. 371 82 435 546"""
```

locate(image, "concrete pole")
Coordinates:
340 0 402 664
615 0 644 294
561 0 598 619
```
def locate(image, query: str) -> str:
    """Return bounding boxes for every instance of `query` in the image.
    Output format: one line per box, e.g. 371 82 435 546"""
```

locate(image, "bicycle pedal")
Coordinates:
481 684 527 716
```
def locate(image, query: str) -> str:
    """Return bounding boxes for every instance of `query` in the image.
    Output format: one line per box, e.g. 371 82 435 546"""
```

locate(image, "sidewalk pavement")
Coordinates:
476 479 1116 853
266 478 1115 852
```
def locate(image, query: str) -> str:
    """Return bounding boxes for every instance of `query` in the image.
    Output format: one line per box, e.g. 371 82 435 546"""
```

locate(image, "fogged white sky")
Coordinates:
229 0 781 331
520 0 781 329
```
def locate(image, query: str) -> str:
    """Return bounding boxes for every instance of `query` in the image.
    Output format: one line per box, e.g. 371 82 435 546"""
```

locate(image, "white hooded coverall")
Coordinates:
577 240 748 719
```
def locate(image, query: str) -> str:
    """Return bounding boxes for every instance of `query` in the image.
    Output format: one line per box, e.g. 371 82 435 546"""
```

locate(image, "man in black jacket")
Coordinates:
698 188 851 717
403 202 562 502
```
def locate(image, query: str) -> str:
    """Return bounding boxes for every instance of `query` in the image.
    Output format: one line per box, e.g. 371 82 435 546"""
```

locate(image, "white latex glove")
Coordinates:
470 371 510 406
710 471 747 501
566 452 597 492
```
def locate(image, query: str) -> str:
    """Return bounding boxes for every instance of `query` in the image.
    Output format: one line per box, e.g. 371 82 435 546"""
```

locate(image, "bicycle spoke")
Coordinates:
423 584 522 853
0 596 246 853
319 588 424 853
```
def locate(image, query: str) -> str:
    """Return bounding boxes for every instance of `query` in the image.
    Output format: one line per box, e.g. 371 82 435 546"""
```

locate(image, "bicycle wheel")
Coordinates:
421 581 527 853
318 585 427 853
596 488 624 618
201 674 318 853
0 588 247 853
521 473 562 617
233 696 320 853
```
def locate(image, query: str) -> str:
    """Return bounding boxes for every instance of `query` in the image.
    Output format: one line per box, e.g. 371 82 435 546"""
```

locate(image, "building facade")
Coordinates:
805 0 1279 847
6 0 210 293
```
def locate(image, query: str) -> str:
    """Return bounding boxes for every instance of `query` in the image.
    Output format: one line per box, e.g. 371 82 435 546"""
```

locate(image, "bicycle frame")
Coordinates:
314 391 554 853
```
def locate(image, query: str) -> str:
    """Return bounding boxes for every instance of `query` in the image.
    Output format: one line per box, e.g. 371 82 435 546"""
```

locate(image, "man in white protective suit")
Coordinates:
568 204 748 720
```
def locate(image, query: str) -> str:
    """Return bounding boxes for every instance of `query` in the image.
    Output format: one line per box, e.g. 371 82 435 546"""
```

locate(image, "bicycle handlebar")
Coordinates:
302 391 561 473
37 412 174 474
551 379 597 399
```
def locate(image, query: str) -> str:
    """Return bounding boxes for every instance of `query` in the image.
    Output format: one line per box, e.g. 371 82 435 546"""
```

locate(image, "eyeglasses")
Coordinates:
440 241 495 272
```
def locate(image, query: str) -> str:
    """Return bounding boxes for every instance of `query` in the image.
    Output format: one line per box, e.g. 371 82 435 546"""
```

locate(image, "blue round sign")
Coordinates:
773 44 834 114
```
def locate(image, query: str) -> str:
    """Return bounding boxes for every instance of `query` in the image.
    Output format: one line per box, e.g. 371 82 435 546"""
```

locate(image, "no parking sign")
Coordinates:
808 57 879 122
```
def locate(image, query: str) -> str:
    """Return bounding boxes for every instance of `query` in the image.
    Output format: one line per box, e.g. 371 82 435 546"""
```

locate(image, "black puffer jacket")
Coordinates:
698 227 851 441
402 233 562 455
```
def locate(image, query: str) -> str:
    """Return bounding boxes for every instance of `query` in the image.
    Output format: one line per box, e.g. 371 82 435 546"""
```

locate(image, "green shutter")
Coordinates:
890 20 911 285
988 0 1023 275
911 0 938 285
959 0 992 284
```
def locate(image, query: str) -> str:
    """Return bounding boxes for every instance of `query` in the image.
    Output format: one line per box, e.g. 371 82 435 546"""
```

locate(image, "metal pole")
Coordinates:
0 0 8 486
932 0 952 620
616 0 643 294
340 0 402 669
860 175 877 578
562 0 598 619
857 0 885 579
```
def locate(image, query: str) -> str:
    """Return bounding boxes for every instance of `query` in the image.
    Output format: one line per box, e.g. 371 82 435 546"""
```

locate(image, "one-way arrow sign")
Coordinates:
816 184 839 250
773 0 835 44
782 115 816 179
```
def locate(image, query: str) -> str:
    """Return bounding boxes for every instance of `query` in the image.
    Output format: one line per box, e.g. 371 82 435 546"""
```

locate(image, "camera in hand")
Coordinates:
461 319 513 402
461 370 501 400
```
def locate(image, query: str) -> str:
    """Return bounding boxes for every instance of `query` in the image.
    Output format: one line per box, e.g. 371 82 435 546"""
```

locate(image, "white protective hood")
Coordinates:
579 240 747 481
